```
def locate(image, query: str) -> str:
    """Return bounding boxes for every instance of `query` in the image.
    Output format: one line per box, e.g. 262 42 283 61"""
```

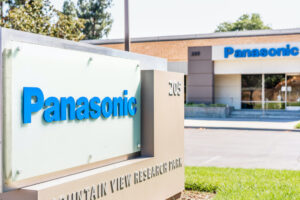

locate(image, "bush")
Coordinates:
295 122 300 129
185 103 206 107
209 104 227 107
185 103 227 107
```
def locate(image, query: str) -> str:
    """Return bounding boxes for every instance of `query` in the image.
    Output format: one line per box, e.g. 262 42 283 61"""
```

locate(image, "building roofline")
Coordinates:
82 28 300 45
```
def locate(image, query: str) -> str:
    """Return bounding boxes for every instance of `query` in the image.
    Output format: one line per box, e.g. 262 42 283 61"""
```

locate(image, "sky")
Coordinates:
52 0 300 39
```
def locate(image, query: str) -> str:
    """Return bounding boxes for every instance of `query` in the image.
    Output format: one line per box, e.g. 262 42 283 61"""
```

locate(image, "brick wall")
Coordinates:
99 34 300 62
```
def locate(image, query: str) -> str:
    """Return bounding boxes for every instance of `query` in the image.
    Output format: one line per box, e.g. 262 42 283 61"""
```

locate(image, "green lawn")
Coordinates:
185 167 300 200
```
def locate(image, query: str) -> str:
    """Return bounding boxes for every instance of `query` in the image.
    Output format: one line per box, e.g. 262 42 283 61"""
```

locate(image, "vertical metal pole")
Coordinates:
285 74 287 109
124 0 130 51
262 74 265 114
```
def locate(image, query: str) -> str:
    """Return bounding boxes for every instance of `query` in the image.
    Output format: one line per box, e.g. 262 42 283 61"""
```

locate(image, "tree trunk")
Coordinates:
0 2 3 24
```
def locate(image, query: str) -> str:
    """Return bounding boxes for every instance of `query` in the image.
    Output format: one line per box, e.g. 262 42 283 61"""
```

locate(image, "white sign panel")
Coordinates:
3 41 141 184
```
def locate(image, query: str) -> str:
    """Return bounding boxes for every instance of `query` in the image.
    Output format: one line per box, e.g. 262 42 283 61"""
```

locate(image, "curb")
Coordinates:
184 126 300 132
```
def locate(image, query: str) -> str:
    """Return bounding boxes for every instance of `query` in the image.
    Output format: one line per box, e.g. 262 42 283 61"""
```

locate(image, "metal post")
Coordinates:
262 74 265 115
124 0 130 51
285 74 287 109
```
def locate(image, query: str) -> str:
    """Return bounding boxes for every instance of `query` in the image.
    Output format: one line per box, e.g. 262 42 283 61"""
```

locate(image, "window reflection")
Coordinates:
241 75 262 102
287 75 300 106
264 74 285 102
241 75 262 109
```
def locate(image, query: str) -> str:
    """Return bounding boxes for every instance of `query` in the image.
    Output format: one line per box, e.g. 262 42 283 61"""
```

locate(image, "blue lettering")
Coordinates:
89 97 101 119
128 97 137 116
60 97 75 121
251 49 260 57
113 97 124 117
76 97 89 120
224 44 300 59
22 88 138 123
259 48 268 57
285 44 291 56
224 47 234 58
101 97 113 118
234 50 243 58
277 48 286 56
268 48 277 57
123 90 128 116
291 47 299 56
43 97 60 122
242 49 252 57
23 87 44 124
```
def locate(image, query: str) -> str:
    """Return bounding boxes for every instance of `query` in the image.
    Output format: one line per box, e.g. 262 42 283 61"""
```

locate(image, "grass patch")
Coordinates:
295 122 300 129
185 167 300 200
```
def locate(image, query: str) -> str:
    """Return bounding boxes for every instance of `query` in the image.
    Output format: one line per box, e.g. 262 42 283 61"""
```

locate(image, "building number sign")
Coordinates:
169 81 182 96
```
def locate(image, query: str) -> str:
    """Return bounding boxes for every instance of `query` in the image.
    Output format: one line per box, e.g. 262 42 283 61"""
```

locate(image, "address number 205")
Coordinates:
169 81 182 96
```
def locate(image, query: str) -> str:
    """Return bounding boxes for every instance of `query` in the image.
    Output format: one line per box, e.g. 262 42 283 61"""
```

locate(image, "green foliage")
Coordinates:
7 0 26 7
63 0 77 17
0 0 113 40
4 0 53 35
75 0 113 39
209 104 227 107
215 13 271 32
1 0 86 41
265 103 285 110
185 103 206 107
51 10 85 41
295 122 300 129
287 102 300 106
185 167 300 200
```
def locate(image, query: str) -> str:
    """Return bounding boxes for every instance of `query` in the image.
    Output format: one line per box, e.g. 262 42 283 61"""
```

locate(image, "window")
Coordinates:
241 75 262 109
241 74 287 109
264 74 285 109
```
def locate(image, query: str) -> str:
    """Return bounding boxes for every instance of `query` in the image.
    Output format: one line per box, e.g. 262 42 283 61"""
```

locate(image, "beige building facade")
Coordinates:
86 28 300 110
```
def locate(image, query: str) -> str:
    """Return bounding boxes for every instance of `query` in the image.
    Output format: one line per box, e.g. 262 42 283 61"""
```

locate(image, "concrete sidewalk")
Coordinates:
185 118 300 132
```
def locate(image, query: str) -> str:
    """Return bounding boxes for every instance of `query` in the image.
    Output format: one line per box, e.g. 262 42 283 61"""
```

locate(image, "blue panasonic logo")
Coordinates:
23 87 138 124
224 44 299 58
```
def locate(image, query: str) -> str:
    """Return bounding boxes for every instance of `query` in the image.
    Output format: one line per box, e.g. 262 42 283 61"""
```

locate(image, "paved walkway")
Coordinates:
185 128 300 170
185 118 300 131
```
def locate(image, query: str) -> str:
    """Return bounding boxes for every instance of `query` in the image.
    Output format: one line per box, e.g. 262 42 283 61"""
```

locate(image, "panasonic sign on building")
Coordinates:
211 42 300 110
187 41 300 111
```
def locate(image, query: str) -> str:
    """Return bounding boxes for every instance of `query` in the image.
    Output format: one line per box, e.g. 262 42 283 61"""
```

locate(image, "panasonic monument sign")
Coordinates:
0 28 184 200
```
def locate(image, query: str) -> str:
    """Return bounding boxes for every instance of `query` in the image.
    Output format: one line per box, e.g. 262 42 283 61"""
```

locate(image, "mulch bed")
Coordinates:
181 190 215 200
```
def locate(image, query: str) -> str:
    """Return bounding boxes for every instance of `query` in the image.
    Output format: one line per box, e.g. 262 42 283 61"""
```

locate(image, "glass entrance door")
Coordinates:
241 75 262 109
264 74 285 110
286 75 300 110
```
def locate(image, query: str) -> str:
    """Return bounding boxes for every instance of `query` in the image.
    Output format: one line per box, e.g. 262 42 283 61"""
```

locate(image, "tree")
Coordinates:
4 0 53 35
51 0 85 41
62 0 77 17
7 0 26 7
51 10 85 41
215 13 271 32
1 0 86 41
75 0 113 39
